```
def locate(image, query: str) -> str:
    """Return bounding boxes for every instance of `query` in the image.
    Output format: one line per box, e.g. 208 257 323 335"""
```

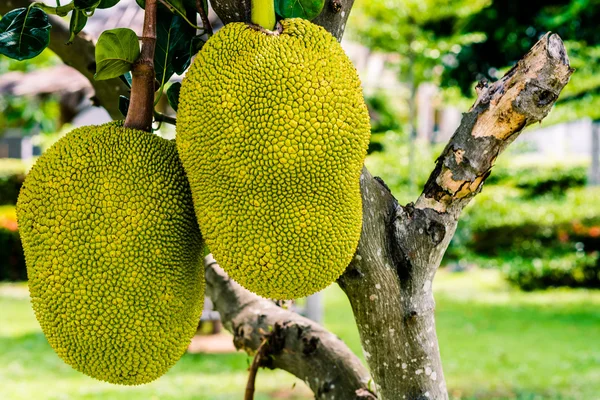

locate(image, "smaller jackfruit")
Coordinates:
17 122 204 385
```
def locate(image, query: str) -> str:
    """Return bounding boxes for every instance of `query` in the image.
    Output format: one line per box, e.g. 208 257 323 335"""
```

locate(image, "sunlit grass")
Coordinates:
433 269 600 399
1 269 599 399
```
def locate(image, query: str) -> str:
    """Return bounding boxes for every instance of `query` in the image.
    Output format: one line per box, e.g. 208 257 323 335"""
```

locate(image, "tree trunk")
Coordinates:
340 34 572 399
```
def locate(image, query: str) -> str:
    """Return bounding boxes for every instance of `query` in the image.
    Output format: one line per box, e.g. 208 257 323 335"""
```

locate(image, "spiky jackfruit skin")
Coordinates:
17 122 204 385
177 19 370 299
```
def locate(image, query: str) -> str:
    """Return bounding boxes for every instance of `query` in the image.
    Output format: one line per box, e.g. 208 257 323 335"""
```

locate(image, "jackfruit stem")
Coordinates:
251 0 276 31
124 0 157 132
196 0 213 36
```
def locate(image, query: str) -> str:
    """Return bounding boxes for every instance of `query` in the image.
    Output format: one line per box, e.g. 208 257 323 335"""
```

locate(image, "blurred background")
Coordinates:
1 0 599 399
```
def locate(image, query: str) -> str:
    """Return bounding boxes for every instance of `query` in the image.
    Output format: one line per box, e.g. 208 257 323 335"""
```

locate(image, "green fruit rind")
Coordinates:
17 122 204 385
177 19 370 300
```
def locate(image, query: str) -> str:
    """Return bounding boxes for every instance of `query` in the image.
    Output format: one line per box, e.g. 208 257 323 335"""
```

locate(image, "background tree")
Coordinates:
350 0 489 190
427 0 600 122
0 0 573 398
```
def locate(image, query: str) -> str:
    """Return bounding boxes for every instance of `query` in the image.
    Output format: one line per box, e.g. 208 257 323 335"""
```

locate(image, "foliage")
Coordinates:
485 158 588 197
429 0 600 124
365 131 443 203
167 82 182 111
275 0 324 20
0 160 27 207
0 0 201 105
0 174 25 206
503 251 600 291
352 0 600 125
0 94 60 135
0 49 61 136
0 7 51 60
446 185 600 289
433 0 599 91
155 11 195 88
457 186 600 235
365 91 403 135
349 0 489 87
94 28 140 80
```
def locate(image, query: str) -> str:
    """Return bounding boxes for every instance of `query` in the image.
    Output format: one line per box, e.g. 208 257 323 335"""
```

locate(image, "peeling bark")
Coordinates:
417 33 573 215
340 33 572 400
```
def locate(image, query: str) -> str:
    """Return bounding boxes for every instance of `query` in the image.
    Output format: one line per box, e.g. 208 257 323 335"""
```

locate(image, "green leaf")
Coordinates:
173 34 203 74
189 35 205 55
275 0 325 20
167 82 181 111
94 28 140 81
0 7 51 61
119 71 132 88
74 0 102 11
183 0 207 14
68 10 88 44
118 95 130 117
98 0 121 8
136 0 145 8
166 0 187 16
155 12 195 87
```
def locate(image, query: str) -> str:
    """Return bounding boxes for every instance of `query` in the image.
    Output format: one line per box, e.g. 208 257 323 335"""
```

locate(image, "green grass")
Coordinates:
1 269 599 399
0 284 311 400
435 269 600 400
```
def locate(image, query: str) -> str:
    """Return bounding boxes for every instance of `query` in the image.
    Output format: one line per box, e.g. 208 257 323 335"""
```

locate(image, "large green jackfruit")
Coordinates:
176 19 370 299
17 122 204 385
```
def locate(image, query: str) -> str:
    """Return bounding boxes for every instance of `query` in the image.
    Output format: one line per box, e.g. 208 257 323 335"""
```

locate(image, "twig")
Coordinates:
158 0 203 29
196 0 213 36
244 337 269 400
124 0 157 131
153 111 176 126
33 1 74 16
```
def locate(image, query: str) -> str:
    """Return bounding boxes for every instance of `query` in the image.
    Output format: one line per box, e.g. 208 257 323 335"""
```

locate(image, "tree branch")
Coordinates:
205 255 376 400
196 0 213 35
244 337 268 400
124 0 158 131
0 0 129 120
416 33 573 215
340 33 573 400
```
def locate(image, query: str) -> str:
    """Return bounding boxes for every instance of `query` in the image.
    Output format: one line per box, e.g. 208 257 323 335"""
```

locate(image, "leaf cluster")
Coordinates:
0 0 328 121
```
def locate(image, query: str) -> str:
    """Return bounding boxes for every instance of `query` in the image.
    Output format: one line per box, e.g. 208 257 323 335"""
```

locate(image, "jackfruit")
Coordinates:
176 18 370 299
17 121 204 385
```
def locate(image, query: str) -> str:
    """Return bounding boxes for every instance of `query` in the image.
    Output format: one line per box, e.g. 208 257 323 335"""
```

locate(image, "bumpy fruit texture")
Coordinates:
17 122 204 385
177 19 370 299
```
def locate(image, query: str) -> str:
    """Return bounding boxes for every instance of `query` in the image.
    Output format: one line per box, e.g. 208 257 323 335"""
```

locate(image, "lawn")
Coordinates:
1 268 599 400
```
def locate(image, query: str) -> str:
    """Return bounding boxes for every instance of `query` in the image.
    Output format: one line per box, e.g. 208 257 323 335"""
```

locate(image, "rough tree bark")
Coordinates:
341 34 572 399
205 255 376 399
0 1 573 399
